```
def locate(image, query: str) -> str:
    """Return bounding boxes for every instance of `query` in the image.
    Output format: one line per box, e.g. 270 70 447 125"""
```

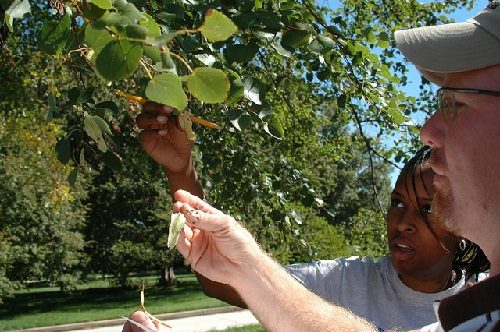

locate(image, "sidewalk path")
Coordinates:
18 307 260 332
69 309 259 332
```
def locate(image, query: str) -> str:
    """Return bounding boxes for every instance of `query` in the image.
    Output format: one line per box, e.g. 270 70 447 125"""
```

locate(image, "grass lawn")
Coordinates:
0 273 229 331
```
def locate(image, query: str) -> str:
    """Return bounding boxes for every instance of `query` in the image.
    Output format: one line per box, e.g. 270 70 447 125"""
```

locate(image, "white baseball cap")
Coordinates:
395 1 500 76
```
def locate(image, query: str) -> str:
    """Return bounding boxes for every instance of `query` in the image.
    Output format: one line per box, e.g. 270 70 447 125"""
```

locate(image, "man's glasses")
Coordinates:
437 87 500 119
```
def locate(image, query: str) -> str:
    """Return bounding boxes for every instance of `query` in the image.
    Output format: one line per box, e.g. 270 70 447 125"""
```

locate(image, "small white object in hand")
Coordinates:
168 213 186 249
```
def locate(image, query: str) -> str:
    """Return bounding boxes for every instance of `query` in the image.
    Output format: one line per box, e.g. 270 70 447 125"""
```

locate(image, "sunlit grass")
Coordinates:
0 273 228 331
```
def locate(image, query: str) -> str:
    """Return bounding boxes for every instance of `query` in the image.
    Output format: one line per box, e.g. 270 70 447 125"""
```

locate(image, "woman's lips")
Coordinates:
391 243 416 261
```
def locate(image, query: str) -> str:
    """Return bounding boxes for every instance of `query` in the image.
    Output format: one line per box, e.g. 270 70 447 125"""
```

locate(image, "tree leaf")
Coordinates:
145 73 187 110
264 114 284 139
92 115 112 136
55 138 71 164
90 0 112 10
80 2 106 21
47 93 56 122
281 29 310 49
102 151 122 171
115 0 144 22
122 24 148 41
67 167 78 187
168 213 186 249
198 9 238 42
243 78 262 105
94 40 143 81
85 23 114 52
94 12 132 28
5 0 30 30
223 43 259 63
38 14 73 55
144 45 162 63
139 13 161 37
226 76 244 105
84 112 107 152
186 67 229 104
95 100 119 114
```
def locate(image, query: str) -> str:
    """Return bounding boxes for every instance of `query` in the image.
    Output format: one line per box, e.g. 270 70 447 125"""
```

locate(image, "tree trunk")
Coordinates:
159 266 176 285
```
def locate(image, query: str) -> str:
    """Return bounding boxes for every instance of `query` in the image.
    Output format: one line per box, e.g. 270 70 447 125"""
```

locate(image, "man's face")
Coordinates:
420 64 500 254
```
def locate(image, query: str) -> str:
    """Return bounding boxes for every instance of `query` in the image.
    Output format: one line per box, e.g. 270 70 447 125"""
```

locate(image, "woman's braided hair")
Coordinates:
401 145 490 281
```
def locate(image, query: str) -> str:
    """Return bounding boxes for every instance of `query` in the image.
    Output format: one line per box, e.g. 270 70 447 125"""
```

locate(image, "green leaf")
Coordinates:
281 29 310 49
115 0 143 22
47 93 56 122
186 67 229 104
223 43 259 63
39 14 73 55
226 76 244 105
157 12 177 23
161 52 176 73
93 115 112 136
94 12 132 28
67 167 78 187
139 13 161 37
85 23 114 52
55 139 71 164
80 2 106 21
102 151 122 171
264 114 284 139
84 112 107 152
243 78 262 105
122 24 148 40
5 0 30 30
385 106 405 125
95 100 119 114
145 73 187 110
94 40 143 81
144 45 162 63
317 35 336 48
198 9 238 42
89 0 112 10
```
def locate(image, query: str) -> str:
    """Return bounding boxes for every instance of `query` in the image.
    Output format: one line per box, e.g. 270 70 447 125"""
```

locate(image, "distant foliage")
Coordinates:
0 0 474 296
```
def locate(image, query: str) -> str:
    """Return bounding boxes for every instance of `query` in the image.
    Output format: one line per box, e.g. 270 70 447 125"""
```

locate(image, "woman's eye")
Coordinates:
422 204 432 214
391 199 404 208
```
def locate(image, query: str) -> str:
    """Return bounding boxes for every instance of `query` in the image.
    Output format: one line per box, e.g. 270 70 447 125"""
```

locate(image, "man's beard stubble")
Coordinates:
432 185 461 237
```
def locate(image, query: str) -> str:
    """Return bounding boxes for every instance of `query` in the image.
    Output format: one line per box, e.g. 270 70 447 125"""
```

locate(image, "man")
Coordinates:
394 1 500 330
126 2 499 331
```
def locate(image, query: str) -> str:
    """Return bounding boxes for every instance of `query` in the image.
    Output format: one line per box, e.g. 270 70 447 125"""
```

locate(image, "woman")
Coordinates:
129 104 489 331
284 146 489 330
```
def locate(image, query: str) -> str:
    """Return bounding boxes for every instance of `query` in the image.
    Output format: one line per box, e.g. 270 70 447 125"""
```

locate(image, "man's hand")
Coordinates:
122 311 169 332
136 101 193 173
174 190 262 286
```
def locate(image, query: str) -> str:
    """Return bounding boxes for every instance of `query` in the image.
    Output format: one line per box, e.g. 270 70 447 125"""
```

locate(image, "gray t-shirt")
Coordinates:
286 256 467 331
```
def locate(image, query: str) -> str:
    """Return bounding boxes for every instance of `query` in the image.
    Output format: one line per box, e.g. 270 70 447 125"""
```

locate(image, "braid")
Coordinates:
453 239 490 281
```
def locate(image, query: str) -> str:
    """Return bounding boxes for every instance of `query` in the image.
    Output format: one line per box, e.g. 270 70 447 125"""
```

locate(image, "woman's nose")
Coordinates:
396 210 417 233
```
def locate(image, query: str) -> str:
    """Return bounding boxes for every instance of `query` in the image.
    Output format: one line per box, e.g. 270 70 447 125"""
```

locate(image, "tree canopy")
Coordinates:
0 0 475 300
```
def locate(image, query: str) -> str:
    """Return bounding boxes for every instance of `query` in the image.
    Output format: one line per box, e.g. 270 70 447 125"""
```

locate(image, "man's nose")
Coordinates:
420 111 445 148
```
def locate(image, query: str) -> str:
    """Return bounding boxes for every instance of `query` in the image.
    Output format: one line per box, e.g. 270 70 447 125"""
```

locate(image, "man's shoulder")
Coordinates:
436 275 500 331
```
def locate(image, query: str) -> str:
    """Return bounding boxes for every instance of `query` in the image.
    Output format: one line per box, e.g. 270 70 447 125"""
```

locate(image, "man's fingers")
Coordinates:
174 190 220 214
184 208 235 233
177 228 191 259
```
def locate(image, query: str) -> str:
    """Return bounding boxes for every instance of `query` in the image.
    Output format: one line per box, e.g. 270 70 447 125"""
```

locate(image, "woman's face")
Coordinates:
387 164 458 290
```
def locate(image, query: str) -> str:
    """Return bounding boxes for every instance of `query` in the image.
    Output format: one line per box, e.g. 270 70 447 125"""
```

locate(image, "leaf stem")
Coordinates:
168 50 193 73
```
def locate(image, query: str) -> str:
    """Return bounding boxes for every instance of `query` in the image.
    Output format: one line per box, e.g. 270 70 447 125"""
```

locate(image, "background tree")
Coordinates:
0 0 475 299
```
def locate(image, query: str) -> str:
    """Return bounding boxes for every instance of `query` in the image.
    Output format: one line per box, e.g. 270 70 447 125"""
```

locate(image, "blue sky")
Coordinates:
318 1 485 185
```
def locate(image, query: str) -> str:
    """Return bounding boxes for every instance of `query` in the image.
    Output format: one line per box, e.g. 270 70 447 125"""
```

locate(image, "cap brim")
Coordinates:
395 22 500 83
